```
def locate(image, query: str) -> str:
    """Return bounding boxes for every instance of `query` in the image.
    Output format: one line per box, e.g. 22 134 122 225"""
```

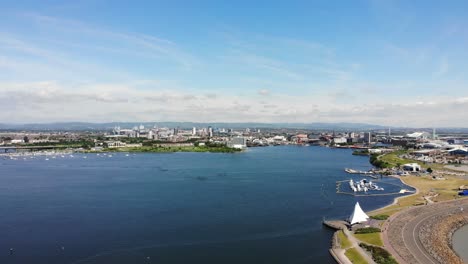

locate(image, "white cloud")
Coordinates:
258 89 270 96
0 81 467 127
1 11 468 127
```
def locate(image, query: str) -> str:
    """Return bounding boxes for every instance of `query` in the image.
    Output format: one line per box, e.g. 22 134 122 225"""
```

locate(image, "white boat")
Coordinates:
349 178 384 193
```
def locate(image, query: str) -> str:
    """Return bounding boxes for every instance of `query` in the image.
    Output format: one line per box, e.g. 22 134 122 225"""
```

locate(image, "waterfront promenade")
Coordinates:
382 198 468 264
324 220 375 264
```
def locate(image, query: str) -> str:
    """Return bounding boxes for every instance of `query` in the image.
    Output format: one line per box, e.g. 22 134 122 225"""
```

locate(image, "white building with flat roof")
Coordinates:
403 163 421 172
228 137 246 149
406 132 431 140
332 137 347 144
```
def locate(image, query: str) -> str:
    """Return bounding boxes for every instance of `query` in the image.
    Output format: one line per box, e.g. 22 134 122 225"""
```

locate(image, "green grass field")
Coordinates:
345 247 368 264
354 233 383 247
371 174 468 216
338 230 352 249
378 150 420 168
369 150 468 216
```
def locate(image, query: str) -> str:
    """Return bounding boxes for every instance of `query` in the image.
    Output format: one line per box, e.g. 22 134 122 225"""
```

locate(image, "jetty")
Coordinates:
323 220 347 230
344 168 379 179
323 202 376 264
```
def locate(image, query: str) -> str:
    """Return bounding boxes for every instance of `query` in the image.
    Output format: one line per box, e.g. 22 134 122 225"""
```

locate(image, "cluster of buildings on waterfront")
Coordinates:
1 125 468 158
107 125 250 149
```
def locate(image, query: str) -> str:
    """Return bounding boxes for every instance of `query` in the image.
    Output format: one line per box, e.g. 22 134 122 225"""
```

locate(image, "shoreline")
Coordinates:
0 146 244 156
367 175 420 215
451 223 468 262
328 156 418 264
383 198 468 264
329 148 464 264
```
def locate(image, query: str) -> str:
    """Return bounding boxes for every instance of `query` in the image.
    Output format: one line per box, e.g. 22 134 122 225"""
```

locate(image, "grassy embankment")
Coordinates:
23 141 94 149
353 227 384 247
352 150 370 156
370 150 468 216
344 248 368 264
360 243 398 264
338 231 368 264
354 233 383 247
338 230 352 249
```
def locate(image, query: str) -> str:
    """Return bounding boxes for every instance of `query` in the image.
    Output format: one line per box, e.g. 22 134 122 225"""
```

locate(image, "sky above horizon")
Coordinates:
1 0 468 126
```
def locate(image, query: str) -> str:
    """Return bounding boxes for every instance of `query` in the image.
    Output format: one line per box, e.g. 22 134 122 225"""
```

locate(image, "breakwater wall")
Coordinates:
419 211 468 264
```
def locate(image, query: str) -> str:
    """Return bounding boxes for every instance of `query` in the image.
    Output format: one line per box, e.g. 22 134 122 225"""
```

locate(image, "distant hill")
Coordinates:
0 122 467 132
0 122 387 131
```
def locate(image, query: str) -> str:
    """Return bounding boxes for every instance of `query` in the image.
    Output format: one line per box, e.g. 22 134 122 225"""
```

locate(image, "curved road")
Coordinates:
383 199 468 264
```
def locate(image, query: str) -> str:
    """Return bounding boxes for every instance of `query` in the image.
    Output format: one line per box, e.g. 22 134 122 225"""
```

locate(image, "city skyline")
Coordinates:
1 1 468 126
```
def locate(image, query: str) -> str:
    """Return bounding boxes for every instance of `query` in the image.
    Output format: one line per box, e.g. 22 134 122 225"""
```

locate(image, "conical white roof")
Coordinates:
349 202 369 225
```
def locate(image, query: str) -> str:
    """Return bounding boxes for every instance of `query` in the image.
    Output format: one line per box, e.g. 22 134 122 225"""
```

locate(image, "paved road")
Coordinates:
384 199 468 264
402 209 446 263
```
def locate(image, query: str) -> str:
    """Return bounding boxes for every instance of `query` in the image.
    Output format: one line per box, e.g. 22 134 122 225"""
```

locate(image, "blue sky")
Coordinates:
1 0 468 126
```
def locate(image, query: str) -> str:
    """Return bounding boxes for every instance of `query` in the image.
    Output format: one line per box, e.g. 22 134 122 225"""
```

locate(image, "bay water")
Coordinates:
0 146 410 263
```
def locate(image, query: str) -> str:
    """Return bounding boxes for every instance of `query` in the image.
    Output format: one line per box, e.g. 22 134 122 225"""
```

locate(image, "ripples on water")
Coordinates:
0 146 412 264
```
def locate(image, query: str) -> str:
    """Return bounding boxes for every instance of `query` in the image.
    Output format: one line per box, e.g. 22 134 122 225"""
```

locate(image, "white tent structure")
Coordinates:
348 202 369 225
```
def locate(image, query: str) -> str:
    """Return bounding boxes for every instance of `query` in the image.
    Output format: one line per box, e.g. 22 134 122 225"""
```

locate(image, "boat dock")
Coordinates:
323 220 347 230
344 168 379 179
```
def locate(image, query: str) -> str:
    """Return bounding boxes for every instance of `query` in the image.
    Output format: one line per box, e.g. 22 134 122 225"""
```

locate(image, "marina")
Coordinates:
0 151 132 160
348 178 384 192
336 176 415 197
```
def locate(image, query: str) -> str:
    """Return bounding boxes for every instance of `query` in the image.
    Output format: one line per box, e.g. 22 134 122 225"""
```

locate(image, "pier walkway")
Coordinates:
323 220 376 264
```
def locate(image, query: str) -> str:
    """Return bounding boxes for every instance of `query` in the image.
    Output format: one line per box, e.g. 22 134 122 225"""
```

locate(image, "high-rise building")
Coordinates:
147 130 154 140
192 127 197 135
208 126 213 137
363 132 372 144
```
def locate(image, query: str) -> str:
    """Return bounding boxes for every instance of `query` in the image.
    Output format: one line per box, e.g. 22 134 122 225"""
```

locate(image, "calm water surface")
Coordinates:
0 146 410 264
452 224 468 262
